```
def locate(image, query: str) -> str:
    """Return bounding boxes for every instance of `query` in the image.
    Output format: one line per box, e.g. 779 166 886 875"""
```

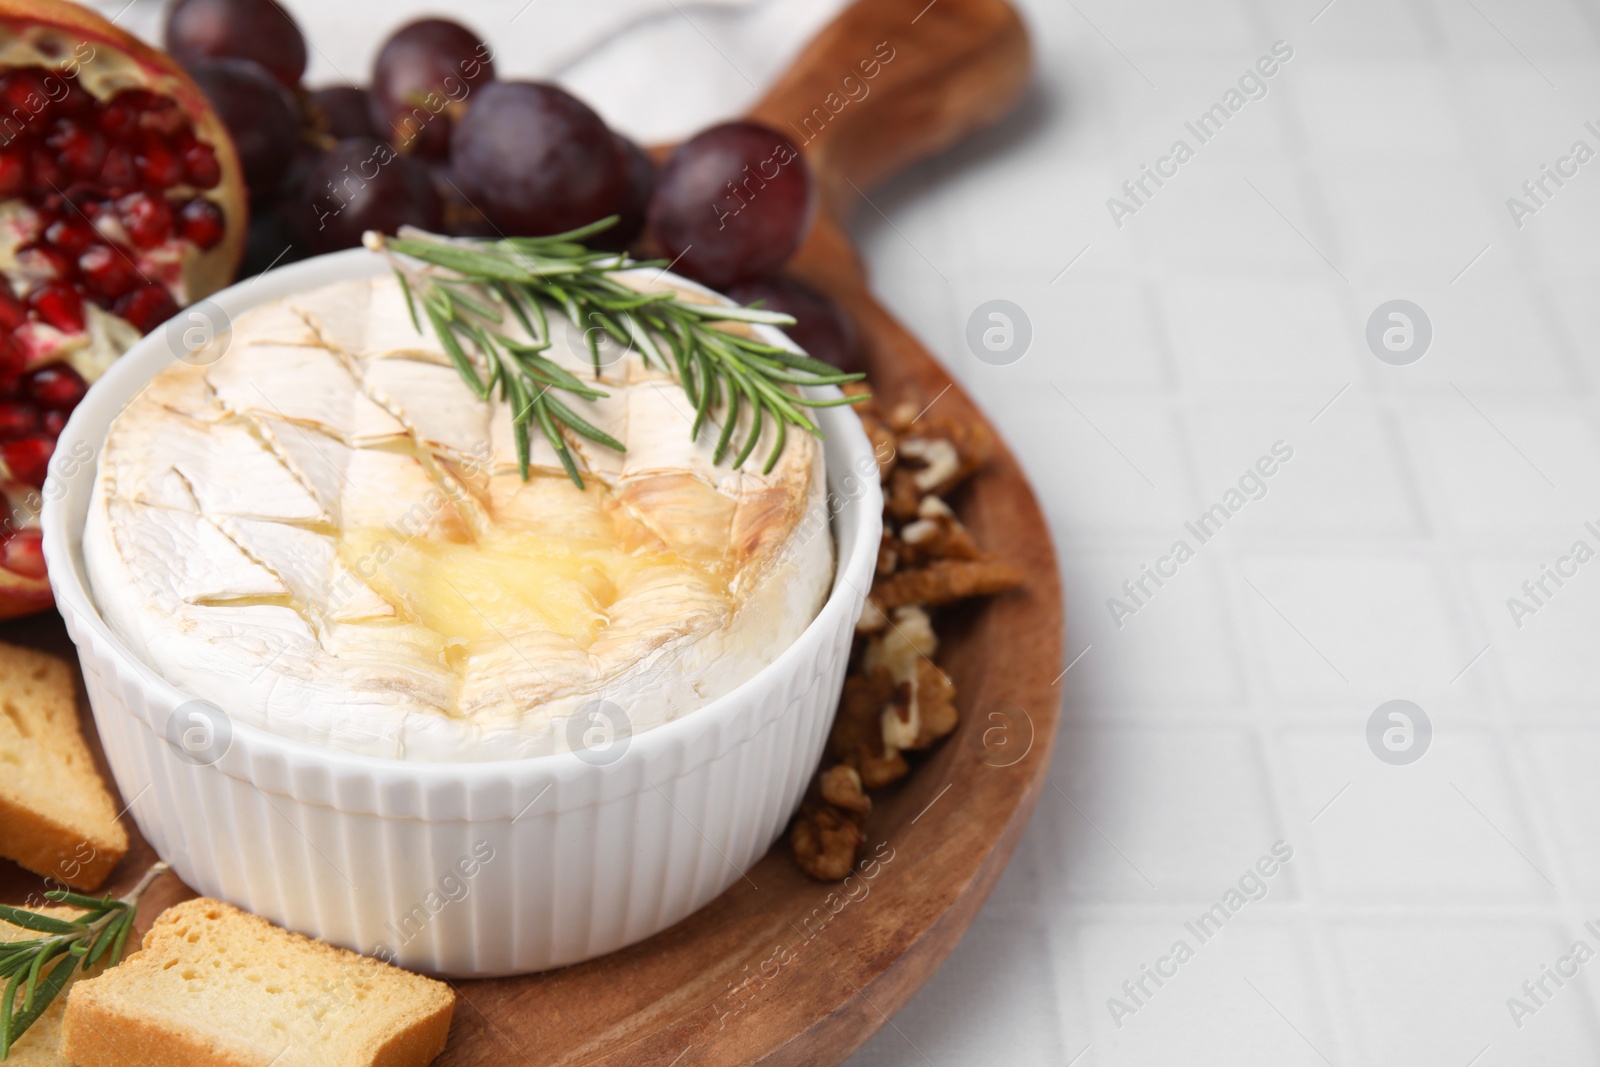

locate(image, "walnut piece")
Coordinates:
794 385 1026 881
791 802 867 881
897 496 981 567
870 557 1024 613
819 764 871 815
830 667 911 788
909 659 958 748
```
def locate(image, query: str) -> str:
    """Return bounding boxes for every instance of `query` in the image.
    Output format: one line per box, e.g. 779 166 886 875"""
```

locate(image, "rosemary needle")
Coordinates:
366 220 867 489
0 861 169 1059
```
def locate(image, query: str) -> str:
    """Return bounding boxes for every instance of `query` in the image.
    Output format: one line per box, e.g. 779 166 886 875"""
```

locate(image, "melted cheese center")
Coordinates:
332 474 731 661
338 524 696 649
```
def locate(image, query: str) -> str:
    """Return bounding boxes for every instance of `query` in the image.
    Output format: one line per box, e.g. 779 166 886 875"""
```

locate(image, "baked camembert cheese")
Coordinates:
85 272 832 760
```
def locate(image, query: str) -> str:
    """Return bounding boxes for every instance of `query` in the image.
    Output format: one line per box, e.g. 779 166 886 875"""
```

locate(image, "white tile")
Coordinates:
1525 729 1600 896
1463 552 1600 705
1239 553 1471 704
1405 403 1600 537
1349 268 1576 390
1270 0 1436 57
948 275 1168 389
1281 728 1557 902
1008 393 1197 537
1462 65 1600 173
1294 63 1469 161
1549 281 1600 388
1056 549 1244 714
1432 0 1600 60
1056 920 1340 1067
1191 400 1422 537
1330 920 1600 1065
1320 164 1499 275
1082 0 1258 55
1162 275 1362 387
1035 727 1282 901
1128 167 1335 276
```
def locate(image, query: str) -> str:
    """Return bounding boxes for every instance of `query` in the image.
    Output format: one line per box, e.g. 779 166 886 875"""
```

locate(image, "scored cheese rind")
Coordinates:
85 274 833 761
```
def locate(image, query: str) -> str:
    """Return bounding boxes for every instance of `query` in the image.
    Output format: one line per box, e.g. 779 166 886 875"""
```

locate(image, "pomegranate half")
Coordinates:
0 0 248 620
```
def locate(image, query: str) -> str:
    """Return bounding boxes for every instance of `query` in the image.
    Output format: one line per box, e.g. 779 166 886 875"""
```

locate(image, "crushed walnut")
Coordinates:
790 383 1022 881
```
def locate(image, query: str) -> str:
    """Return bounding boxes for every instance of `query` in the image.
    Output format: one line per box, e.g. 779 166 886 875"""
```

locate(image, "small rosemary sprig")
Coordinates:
0 862 168 1060
365 220 867 488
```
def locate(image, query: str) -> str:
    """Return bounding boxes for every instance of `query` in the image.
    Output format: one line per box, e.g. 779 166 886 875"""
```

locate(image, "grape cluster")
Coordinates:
171 0 858 370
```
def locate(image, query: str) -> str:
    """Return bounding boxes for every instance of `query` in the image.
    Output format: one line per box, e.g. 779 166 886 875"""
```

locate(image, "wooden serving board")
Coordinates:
0 1 1062 1062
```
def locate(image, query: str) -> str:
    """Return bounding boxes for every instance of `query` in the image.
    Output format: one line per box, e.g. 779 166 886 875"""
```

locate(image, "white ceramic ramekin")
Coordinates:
42 249 882 977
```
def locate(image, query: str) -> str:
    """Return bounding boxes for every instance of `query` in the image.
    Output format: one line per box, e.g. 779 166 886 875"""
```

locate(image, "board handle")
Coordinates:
746 0 1031 221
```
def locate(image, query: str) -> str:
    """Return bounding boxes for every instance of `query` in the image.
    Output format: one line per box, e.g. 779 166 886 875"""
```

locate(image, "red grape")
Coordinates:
449 82 625 237
311 86 378 141
648 122 815 289
370 19 495 160
164 0 308 89
239 205 305 278
295 137 442 254
591 132 653 251
430 164 496 237
187 59 300 200
726 276 861 374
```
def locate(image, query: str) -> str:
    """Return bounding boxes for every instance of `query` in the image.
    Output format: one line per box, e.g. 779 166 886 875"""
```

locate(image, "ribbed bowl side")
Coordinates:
62 571 856 976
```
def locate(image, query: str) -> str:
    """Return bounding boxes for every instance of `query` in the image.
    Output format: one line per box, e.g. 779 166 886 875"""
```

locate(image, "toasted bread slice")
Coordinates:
0 643 127 890
0 905 87 1066
61 898 455 1067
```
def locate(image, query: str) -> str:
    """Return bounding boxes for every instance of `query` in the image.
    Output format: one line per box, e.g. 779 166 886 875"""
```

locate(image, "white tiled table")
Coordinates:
110 0 1600 1061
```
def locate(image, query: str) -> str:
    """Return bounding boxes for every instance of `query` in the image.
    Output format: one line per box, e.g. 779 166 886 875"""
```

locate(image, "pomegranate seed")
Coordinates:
23 364 86 412
0 336 25 387
0 528 46 579
98 144 135 192
98 97 137 139
2 437 52 488
183 142 221 189
27 283 84 333
136 131 185 188
78 244 138 300
57 83 94 117
0 289 25 333
117 191 173 250
0 402 38 442
46 119 106 180
177 197 225 250
113 284 177 333
0 150 23 198
28 148 64 191
41 410 65 436
109 88 160 112
1 70 52 126
44 217 94 258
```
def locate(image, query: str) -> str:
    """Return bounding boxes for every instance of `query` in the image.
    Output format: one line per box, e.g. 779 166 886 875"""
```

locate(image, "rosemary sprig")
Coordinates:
0 862 168 1060
365 220 867 488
